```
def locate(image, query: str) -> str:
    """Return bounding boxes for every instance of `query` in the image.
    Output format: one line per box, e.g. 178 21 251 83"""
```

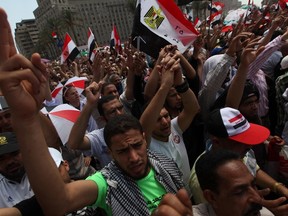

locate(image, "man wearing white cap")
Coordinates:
189 107 288 206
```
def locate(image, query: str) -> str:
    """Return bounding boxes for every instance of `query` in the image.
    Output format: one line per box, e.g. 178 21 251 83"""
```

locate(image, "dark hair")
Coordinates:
104 114 143 148
195 150 240 193
97 95 118 116
211 80 259 111
100 82 116 95
241 80 259 104
62 84 75 104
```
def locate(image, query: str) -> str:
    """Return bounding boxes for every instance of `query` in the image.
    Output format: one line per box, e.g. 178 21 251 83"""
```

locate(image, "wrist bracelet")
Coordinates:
273 182 284 193
175 80 189 93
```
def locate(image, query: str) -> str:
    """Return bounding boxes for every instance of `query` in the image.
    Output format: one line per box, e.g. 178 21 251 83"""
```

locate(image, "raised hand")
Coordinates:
85 81 102 106
0 8 47 120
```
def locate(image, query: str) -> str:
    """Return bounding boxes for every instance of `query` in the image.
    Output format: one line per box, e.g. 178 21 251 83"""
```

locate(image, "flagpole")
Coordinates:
208 0 213 42
244 0 251 24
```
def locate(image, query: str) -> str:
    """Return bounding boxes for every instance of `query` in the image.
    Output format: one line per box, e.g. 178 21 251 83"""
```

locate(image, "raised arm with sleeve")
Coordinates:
247 25 288 117
173 55 200 132
140 52 179 144
67 82 101 151
198 32 252 121
143 47 167 102
226 38 265 108
0 8 98 215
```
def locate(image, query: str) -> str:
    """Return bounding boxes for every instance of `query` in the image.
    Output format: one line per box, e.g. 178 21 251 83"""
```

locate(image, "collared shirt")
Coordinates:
0 173 34 207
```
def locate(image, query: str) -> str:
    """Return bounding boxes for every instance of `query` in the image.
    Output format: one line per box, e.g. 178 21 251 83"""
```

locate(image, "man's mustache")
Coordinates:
244 202 262 216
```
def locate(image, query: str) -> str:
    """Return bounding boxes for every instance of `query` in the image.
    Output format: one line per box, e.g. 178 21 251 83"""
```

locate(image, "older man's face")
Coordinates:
210 160 262 216
0 151 25 182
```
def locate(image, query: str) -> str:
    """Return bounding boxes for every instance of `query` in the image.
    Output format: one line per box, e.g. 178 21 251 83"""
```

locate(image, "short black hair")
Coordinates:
97 95 118 116
104 114 143 148
100 82 116 95
195 150 240 193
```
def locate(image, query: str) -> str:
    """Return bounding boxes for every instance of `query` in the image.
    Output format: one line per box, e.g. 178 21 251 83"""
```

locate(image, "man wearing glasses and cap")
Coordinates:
0 132 34 207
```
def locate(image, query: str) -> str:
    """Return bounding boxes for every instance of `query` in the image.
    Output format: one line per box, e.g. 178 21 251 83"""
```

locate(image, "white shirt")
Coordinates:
149 117 190 190
0 173 34 207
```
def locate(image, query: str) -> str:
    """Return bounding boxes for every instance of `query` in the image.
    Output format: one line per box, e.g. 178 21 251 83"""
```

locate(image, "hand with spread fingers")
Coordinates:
0 8 47 120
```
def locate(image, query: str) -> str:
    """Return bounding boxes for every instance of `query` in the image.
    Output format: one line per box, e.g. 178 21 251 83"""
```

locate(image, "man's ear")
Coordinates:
62 160 70 172
143 132 149 148
107 147 112 156
203 189 218 209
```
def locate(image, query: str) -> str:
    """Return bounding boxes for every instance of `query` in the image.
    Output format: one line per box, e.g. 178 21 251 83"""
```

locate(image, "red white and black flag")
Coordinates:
61 33 80 64
110 25 122 53
131 0 199 58
87 28 96 64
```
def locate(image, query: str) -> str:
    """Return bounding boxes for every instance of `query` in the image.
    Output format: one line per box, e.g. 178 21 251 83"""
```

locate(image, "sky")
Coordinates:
0 0 262 37
0 0 38 33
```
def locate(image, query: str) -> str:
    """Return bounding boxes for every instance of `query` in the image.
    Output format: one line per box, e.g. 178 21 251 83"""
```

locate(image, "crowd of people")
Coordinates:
1 3 288 216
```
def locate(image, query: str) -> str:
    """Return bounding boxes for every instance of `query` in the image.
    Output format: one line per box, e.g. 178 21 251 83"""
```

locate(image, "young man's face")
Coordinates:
152 108 171 142
102 98 124 121
166 88 182 110
209 160 262 216
109 129 149 180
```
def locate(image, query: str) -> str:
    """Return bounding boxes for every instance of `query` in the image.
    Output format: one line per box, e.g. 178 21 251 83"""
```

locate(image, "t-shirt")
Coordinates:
85 128 112 168
149 117 190 190
0 174 34 208
86 168 166 216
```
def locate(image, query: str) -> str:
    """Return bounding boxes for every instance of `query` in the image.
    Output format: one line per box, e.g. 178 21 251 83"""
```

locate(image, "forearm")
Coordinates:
179 55 196 80
256 169 288 197
225 64 249 108
248 36 282 77
39 112 61 149
140 85 170 139
178 88 200 131
67 103 93 150
0 208 21 216
124 69 135 101
144 67 160 102
12 115 68 215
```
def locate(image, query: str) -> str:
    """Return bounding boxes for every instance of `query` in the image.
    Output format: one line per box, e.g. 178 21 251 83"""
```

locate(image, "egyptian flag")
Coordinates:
110 25 122 53
52 31 58 39
207 10 222 26
88 28 96 64
208 2 225 12
194 17 202 28
279 0 288 9
131 0 199 59
60 33 80 64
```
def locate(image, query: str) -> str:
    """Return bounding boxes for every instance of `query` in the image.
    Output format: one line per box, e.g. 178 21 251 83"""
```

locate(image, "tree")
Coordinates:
61 9 82 45
126 0 137 14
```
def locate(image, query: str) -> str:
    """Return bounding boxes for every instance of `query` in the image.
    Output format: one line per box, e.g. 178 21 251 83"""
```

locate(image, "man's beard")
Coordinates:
244 202 262 216
2 166 25 182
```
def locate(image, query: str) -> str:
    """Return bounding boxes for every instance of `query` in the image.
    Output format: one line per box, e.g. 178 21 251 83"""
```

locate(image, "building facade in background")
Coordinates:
15 19 39 58
15 0 134 59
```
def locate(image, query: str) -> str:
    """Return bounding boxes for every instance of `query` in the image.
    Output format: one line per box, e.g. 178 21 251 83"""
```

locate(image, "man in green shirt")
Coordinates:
0 9 184 215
